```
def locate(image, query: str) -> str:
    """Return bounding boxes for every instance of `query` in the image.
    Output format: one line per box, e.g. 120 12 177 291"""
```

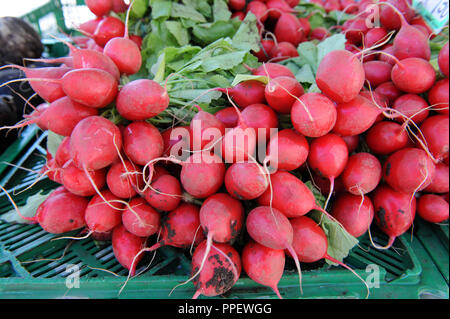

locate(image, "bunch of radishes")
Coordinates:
1 0 448 300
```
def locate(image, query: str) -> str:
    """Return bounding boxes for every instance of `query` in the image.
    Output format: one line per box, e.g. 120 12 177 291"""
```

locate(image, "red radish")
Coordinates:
343 18 369 45
242 240 285 299
248 62 296 79
274 13 304 47
190 106 226 151
229 0 246 11
70 116 122 171
341 153 382 195
438 42 449 77
246 206 303 293
298 17 311 37
371 184 416 249
61 162 106 197
309 27 330 41
129 34 143 50
92 231 112 241
363 27 388 48
78 17 103 35
144 174 182 212
308 134 349 208
269 42 299 62
375 81 402 106
266 129 309 171
106 160 140 199
116 79 169 121
191 241 241 299
180 152 225 199
266 0 295 19
383 148 436 194
365 121 409 155
84 190 123 234
123 121 164 166
254 39 276 62
258 171 330 218
161 126 191 158
341 135 359 153
42 159 63 184
225 162 269 200
216 80 266 108
392 94 429 124
428 79 449 115
112 0 128 13
331 194 374 237
215 107 239 128
86 0 112 17
424 163 449 194
417 194 449 223
93 16 126 47
0 65 71 103
419 115 449 162
146 203 205 251
379 44 397 65
380 0 415 30
61 68 118 108
231 11 246 20
246 1 269 22
55 137 71 167
291 92 337 138
122 197 161 237
316 50 365 103
286 0 300 7
265 76 304 114
363 61 393 88
391 57 436 94
241 103 279 143
103 2 142 75
333 94 382 137
112 225 146 276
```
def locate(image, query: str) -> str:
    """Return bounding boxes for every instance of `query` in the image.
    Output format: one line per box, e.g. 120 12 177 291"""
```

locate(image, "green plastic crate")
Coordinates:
0 126 448 299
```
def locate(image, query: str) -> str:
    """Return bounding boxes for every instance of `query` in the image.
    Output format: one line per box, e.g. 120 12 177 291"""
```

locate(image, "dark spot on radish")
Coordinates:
69 219 74 223
192 266 200 287
377 207 387 229
398 209 405 214
208 254 223 267
229 220 239 244
205 266 235 295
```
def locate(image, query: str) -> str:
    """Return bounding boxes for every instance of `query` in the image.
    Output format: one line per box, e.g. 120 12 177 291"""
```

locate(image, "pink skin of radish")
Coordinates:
362 61 393 88
253 39 275 63
112 225 147 276
61 161 106 197
438 42 449 77
309 27 330 41
106 160 141 199
266 129 309 171
112 0 128 13
123 121 164 166
290 92 337 138
332 94 382 137
116 79 169 121
78 17 103 35
246 206 303 293
417 194 449 224
246 1 269 23
85 0 112 17
391 58 436 94
316 50 365 103
383 148 436 194
269 42 299 62
343 18 369 45
374 81 402 106
144 174 182 212
371 184 416 249
70 116 122 171
161 126 191 158
55 137 71 167
93 16 125 47
419 115 449 163
308 133 349 209
340 134 359 153
266 0 296 19
215 107 239 128
257 171 331 218
84 190 124 234
225 162 269 200
274 13 305 47
341 152 382 196
363 27 388 48
190 106 226 151
424 163 449 194
122 197 161 237
331 193 375 237
247 62 296 79
365 121 409 155
428 79 449 115
229 0 246 11
241 103 279 143
191 241 241 299
392 94 429 125
380 0 415 30
242 240 285 299
298 17 311 37
215 80 266 109
265 76 304 114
